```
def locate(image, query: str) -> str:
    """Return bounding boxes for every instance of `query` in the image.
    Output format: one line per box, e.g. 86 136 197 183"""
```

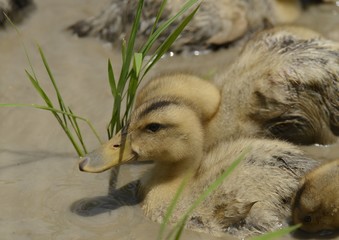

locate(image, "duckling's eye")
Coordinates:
145 123 163 133
303 215 312 223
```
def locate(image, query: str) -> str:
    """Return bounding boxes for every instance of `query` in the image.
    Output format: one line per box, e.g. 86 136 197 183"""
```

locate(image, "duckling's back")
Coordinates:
213 26 339 145
179 138 319 238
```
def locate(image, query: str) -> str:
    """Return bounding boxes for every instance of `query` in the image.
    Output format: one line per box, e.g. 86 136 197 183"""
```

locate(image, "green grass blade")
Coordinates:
4 13 39 80
108 59 117 98
38 45 63 102
121 39 127 64
107 58 119 138
25 70 77 150
108 101 122 137
143 5 199 78
38 45 68 125
150 0 168 35
173 218 187 240
250 224 301 240
117 0 144 89
107 0 144 138
140 0 198 56
4 13 103 156
107 0 199 139
61 125 84 156
133 52 143 78
68 107 88 154
23 73 81 153
25 70 54 108
122 75 137 125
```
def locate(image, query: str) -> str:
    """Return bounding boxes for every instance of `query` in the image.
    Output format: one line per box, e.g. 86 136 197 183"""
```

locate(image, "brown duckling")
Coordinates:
68 0 301 52
292 159 339 233
0 0 34 27
211 26 339 145
79 74 319 238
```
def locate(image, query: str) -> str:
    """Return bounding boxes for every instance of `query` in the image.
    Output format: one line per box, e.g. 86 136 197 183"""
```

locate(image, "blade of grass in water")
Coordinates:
3 13 101 156
140 0 199 56
67 107 88 154
150 0 168 35
3 12 38 80
38 45 68 125
25 58 86 157
107 59 117 98
119 0 143 84
107 59 120 138
25 70 54 108
0 103 103 145
165 147 250 240
133 52 143 77
107 0 200 139
107 0 145 138
122 52 143 125
143 5 200 79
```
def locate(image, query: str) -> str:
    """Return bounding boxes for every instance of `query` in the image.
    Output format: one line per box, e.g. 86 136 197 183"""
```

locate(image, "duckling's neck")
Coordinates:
139 157 202 219
204 104 260 148
140 155 203 199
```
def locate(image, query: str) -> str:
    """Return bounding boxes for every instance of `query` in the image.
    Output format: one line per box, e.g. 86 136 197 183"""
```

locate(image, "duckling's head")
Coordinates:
292 179 326 233
127 97 205 164
79 74 221 173
79 97 207 173
292 161 339 233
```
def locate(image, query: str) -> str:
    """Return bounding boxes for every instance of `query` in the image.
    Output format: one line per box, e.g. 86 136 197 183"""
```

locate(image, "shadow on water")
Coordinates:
70 166 142 217
292 229 339 239
70 179 141 217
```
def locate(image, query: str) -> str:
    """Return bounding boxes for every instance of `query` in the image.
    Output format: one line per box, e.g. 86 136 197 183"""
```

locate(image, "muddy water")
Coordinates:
0 1 339 240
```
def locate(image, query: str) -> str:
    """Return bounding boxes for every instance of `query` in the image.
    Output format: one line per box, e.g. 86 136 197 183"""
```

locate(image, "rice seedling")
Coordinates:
1 14 103 157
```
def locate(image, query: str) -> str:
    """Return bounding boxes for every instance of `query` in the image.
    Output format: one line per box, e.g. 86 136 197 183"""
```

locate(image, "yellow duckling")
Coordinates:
79 74 318 238
211 26 339 145
292 159 339 233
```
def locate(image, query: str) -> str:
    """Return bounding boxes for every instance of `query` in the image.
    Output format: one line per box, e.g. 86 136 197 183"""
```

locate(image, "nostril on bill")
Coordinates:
79 157 89 171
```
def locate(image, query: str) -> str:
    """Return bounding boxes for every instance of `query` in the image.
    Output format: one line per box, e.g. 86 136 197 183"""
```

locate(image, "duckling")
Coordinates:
0 0 34 27
211 26 339 145
292 159 339 233
68 0 301 52
79 78 319 238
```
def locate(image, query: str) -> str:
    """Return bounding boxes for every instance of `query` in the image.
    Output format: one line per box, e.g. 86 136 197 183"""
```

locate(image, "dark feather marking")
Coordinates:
292 184 306 210
138 100 178 120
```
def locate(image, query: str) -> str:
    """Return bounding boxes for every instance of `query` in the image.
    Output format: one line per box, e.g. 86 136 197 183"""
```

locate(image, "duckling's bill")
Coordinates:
79 131 135 173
